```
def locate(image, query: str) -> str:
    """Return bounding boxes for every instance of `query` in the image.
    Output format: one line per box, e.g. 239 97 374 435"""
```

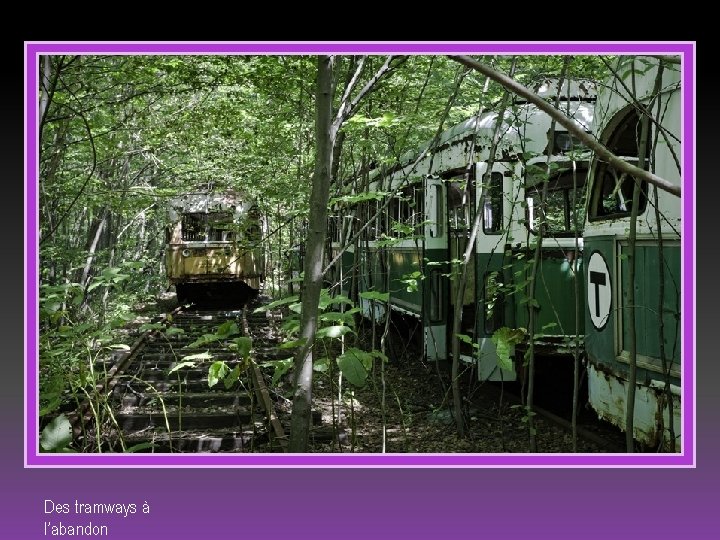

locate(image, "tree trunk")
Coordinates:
289 56 335 452
80 209 109 289
449 67 511 438
525 57 569 452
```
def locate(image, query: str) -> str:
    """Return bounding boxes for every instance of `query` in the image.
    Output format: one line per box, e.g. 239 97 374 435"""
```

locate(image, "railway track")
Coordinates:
74 298 292 453
68 298 627 454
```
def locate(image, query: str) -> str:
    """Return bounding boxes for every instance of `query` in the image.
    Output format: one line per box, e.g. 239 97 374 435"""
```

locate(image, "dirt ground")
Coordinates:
270 323 617 454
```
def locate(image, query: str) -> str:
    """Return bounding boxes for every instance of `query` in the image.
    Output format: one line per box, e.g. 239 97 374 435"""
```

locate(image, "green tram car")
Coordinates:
165 190 265 305
584 57 682 451
330 78 595 383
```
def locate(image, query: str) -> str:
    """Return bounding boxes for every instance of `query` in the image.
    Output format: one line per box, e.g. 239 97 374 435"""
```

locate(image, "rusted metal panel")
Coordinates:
588 363 681 451
166 247 263 281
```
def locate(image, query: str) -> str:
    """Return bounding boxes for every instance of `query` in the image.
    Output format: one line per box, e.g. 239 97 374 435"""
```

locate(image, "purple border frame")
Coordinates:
25 41 696 467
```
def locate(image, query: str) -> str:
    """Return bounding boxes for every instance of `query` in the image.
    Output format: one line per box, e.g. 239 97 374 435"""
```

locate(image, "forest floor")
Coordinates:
141 294 621 454
271 321 620 454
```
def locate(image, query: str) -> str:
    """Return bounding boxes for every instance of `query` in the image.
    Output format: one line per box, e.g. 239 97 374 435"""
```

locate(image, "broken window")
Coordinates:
525 167 588 236
448 178 475 231
181 211 235 242
590 163 647 219
589 107 650 220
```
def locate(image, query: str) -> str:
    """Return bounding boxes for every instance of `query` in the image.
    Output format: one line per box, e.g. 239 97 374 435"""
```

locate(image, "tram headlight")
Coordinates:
182 249 191 258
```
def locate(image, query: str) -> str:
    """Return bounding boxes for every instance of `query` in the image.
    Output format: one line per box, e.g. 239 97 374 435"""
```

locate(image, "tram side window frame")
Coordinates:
525 168 588 237
181 211 236 242
388 185 420 238
181 213 207 241
588 105 651 222
482 172 504 235
588 163 648 221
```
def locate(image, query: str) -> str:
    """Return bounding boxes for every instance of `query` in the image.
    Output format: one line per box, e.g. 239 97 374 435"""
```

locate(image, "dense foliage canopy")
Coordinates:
37 53 612 422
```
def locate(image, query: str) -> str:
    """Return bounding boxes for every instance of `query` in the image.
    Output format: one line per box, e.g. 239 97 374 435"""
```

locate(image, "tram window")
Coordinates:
526 168 587 236
181 213 206 241
427 184 443 238
413 187 424 233
389 188 415 237
429 269 443 323
375 200 386 238
448 180 474 230
207 212 233 241
553 132 589 155
589 106 650 220
181 212 235 242
590 163 648 219
482 172 504 234
434 185 443 237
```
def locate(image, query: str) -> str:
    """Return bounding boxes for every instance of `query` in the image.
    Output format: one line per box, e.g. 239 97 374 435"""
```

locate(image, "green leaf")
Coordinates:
337 347 372 387
224 365 242 390
187 334 219 348
279 338 306 349
168 360 198 375
253 295 299 313
319 311 356 326
139 322 165 332
316 325 353 339
216 320 239 337
313 357 330 373
208 361 229 388
491 327 526 371
318 291 353 310
265 358 294 386
182 351 214 361
126 442 155 453
39 395 62 417
359 290 390 302
40 415 72 452
164 327 185 336
233 336 252 359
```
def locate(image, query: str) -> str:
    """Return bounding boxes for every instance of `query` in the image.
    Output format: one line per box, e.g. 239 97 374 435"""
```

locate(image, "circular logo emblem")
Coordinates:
587 251 611 330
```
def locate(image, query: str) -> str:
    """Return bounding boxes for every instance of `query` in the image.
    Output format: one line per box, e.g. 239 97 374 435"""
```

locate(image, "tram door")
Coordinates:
423 176 448 361
447 173 476 359
475 162 517 381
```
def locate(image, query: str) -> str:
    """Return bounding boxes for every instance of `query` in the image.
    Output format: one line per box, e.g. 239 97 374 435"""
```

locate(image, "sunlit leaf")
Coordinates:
40 415 72 452
253 295 299 313
182 351 214 361
208 361 229 388
168 360 198 375
491 327 526 371
316 325 353 339
313 357 330 373
359 291 390 302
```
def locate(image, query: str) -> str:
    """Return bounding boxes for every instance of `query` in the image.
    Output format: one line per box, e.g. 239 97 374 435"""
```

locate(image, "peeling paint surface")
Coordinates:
166 191 251 222
588 364 681 451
